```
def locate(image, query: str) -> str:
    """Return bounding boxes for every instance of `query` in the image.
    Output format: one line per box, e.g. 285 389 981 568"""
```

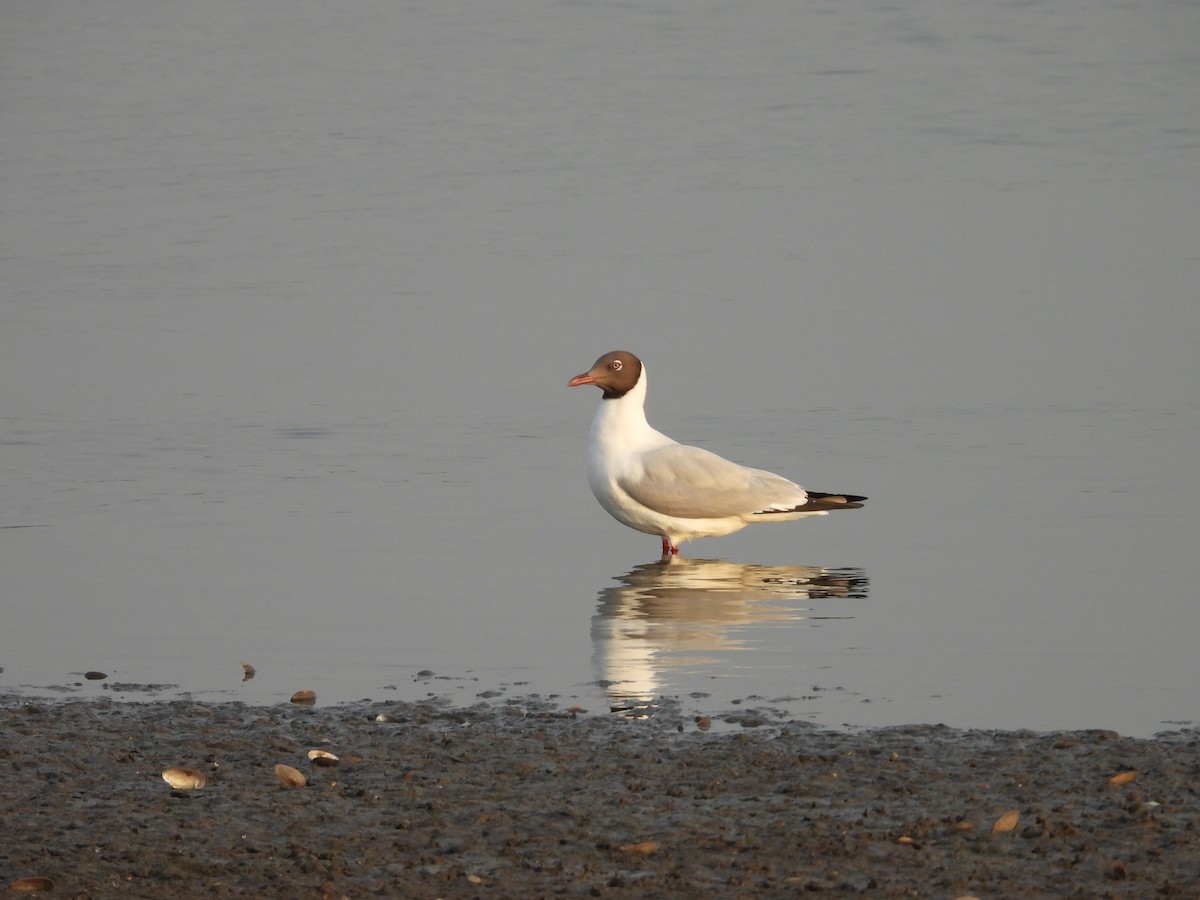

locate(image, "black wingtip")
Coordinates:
807 491 867 506
753 492 867 516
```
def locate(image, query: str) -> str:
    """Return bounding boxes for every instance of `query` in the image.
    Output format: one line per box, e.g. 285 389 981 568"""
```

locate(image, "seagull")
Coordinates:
568 351 866 557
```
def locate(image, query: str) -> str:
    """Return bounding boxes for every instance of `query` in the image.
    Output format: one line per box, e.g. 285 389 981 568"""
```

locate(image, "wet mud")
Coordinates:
2 696 1198 898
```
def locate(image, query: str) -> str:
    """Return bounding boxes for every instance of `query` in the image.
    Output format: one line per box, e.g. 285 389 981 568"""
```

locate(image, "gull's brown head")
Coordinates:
568 351 643 399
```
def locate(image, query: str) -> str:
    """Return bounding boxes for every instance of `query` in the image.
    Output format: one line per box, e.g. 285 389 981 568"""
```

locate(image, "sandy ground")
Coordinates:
2 695 1198 898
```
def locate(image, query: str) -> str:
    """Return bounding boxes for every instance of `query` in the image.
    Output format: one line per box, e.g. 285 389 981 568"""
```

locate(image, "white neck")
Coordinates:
589 365 674 452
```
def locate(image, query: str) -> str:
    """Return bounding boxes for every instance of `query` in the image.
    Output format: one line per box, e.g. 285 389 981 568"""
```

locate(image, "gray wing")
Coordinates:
618 444 807 519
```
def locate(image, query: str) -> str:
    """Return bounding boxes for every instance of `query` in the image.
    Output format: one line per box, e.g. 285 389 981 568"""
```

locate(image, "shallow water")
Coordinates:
2 0 1198 736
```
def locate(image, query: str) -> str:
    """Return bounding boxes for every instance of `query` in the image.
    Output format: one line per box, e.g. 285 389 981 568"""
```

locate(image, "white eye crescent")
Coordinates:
611 360 622 371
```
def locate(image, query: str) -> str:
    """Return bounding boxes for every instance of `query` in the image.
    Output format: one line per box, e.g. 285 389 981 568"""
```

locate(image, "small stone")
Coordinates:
274 763 307 788
1107 770 1137 785
992 809 1021 833
290 690 316 705
162 767 207 790
9 877 54 892
307 749 339 767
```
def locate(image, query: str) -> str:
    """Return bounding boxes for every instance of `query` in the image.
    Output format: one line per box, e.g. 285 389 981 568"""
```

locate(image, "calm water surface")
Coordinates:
2 0 1198 736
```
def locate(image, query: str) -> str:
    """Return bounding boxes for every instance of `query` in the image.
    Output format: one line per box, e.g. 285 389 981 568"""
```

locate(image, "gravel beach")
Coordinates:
3 695 1198 898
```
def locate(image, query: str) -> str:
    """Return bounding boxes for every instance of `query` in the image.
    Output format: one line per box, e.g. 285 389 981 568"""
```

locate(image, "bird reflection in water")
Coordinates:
591 558 868 718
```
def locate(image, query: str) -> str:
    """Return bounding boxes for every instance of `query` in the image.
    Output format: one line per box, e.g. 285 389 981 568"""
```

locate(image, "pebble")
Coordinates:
9 877 54 892
274 763 307 788
161 767 207 790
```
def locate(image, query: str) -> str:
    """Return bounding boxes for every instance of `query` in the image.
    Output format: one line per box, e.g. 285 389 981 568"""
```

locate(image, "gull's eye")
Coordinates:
611 359 622 371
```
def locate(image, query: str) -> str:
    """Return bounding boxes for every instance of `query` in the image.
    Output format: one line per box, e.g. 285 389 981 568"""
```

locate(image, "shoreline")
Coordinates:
3 695 1197 897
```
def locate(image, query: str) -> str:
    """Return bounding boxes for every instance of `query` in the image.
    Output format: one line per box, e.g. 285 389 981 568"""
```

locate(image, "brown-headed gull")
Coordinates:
568 351 866 557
